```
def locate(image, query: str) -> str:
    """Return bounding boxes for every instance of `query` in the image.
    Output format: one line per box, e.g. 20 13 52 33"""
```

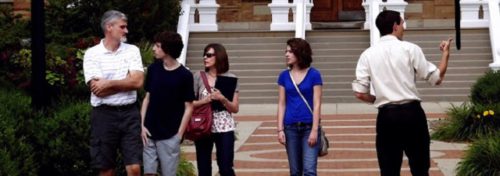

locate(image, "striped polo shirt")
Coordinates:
83 40 144 107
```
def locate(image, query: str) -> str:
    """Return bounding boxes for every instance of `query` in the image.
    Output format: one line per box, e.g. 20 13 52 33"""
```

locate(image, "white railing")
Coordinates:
488 0 500 70
177 0 192 65
460 0 489 28
462 0 500 70
268 0 312 37
178 0 500 70
177 0 219 65
189 0 219 32
362 0 408 46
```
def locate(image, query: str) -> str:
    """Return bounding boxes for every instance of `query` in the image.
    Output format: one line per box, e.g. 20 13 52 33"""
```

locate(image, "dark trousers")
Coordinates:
376 101 430 176
195 131 235 176
90 103 142 169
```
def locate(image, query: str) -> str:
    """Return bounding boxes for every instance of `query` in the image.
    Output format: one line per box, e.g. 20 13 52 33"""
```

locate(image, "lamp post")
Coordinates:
31 0 48 108
455 0 461 50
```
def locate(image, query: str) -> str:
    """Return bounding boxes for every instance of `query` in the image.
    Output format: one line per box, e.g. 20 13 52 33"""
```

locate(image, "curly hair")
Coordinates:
287 38 312 69
153 31 184 59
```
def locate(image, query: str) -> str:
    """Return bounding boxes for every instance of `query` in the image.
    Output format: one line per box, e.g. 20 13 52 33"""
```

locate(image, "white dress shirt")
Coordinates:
83 40 144 107
352 35 441 107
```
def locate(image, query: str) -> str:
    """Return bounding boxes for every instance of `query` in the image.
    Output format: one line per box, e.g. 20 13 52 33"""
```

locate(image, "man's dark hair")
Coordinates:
204 43 229 74
375 10 402 36
287 38 312 69
153 31 184 59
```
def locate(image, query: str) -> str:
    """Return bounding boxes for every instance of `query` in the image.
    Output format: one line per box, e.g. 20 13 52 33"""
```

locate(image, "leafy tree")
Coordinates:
45 0 181 44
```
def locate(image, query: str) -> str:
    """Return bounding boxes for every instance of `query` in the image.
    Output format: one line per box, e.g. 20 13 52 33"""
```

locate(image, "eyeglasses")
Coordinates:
204 53 215 58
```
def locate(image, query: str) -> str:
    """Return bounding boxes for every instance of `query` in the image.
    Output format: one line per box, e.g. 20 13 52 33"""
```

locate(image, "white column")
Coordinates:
295 0 306 39
362 0 371 29
370 0 381 46
483 3 490 20
268 0 294 31
177 0 194 65
305 0 313 30
488 0 500 70
461 0 489 28
190 0 219 31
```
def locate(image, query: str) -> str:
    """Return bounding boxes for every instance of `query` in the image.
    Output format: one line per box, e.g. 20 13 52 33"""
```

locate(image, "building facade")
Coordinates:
215 0 456 28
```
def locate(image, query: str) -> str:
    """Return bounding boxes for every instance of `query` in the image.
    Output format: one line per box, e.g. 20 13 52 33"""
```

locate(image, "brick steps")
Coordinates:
183 114 464 175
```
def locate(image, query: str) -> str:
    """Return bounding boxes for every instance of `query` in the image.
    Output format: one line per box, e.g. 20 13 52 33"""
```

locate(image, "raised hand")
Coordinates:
440 37 453 52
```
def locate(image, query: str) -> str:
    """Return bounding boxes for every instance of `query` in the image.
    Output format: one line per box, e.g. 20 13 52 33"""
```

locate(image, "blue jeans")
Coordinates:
284 123 320 176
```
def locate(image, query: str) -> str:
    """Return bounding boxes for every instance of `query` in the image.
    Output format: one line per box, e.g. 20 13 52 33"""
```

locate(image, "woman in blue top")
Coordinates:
277 38 323 176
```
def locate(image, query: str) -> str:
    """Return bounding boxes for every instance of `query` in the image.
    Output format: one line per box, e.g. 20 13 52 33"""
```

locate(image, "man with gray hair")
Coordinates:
83 10 144 176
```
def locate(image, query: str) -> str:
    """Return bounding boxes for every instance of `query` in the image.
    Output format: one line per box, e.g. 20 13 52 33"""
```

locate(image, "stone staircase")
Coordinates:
185 29 492 104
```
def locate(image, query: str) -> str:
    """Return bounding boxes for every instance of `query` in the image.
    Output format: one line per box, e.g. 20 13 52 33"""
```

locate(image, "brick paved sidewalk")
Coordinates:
182 113 467 176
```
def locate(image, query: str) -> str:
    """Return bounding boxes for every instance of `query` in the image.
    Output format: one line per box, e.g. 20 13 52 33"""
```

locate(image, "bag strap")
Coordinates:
200 71 212 93
288 69 313 114
289 69 323 128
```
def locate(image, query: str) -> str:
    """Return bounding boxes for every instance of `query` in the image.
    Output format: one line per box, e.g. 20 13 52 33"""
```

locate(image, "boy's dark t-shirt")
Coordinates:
144 61 195 140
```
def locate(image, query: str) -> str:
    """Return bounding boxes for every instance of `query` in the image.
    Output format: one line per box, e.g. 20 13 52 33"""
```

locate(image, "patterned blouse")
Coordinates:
194 71 239 133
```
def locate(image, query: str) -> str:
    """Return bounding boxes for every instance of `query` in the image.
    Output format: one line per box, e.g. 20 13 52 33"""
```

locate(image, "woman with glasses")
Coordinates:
277 38 323 176
193 43 239 176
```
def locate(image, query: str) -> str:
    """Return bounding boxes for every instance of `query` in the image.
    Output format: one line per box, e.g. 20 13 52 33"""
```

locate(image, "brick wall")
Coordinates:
13 0 30 18
217 0 271 22
405 0 455 28
11 0 456 23
216 0 455 22
406 0 455 20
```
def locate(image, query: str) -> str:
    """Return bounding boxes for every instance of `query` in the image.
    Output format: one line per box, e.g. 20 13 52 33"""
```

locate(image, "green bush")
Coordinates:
2 0 181 98
0 86 196 175
0 5 29 50
0 88 37 176
34 101 93 176
177 151 196 176
138 40 156 67
471 71 500 105
457 134 500 176
432 103 500 141
0 5 30 86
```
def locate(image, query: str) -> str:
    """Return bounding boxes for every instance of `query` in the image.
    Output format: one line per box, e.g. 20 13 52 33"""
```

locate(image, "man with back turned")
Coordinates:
352 10 452 176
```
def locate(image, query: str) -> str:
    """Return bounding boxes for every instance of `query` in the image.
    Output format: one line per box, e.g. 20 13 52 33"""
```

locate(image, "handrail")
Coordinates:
177 0 192 66
488 0 500 70
295 0 306 39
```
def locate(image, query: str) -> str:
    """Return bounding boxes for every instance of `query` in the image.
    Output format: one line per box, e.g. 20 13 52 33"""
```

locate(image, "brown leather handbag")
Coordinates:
185 71 213 141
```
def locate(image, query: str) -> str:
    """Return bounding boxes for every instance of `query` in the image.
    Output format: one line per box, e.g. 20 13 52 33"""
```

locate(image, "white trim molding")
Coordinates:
189 0 219 32
461 0 489 28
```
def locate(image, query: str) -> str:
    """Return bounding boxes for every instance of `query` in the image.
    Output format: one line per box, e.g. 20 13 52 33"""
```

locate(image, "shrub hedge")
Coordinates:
471 71 500 105
34 101 93 175
0 87 37 176
457 134 500 176
432 103 500 141
0 86 195 175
